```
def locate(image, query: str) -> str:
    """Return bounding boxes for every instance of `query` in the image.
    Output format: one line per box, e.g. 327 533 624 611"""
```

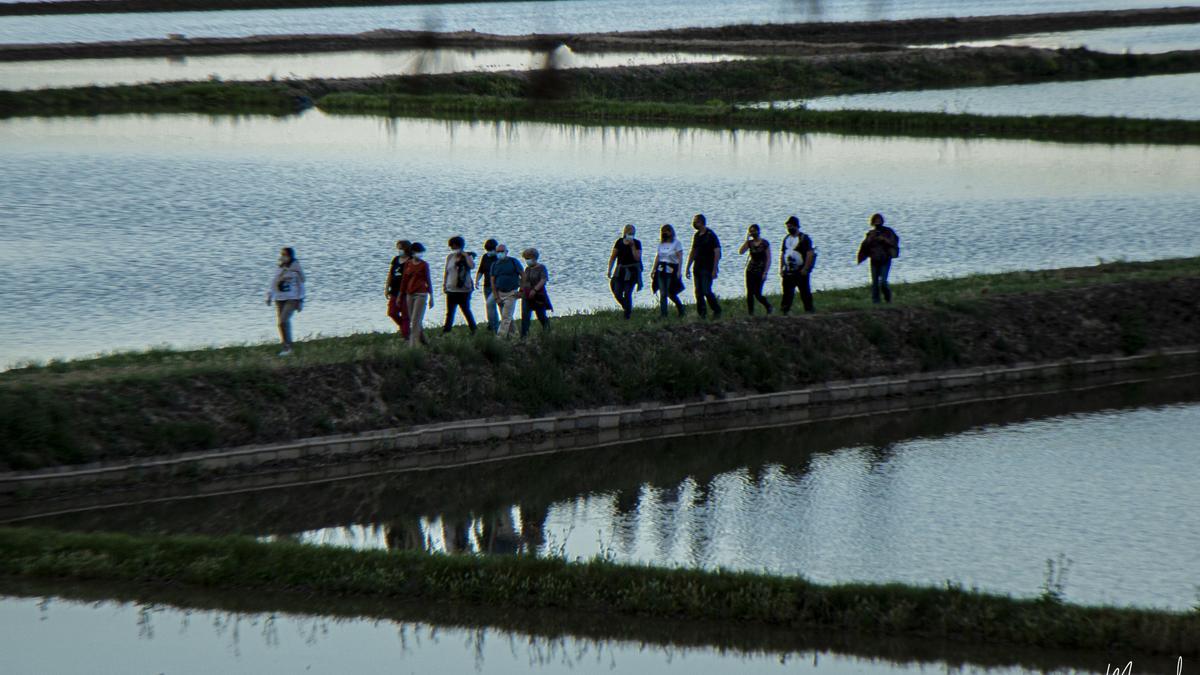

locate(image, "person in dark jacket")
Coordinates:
857 213 900 304
474 238 501 334
386 240 412 337
519 248 552 337
442 235 477 334
738 223 773 315
685 213 722 319
607 224 642 319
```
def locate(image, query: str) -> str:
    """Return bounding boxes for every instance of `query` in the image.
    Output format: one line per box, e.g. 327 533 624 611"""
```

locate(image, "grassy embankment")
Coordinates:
5 49 1200 142
1 527 1197 656
2 258 1199 471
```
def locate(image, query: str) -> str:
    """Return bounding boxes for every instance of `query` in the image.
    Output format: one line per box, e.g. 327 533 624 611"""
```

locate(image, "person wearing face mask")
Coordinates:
857 213 900 304
780 215 816 314
651 224 686 318
685 213 722 319
443 235 478 334
386 239 412 338
399 242 434 346
738 224 773 315
519 248 552 337
474 238 501 334
490 243 524 338
607 224 642 320
266 246 305 356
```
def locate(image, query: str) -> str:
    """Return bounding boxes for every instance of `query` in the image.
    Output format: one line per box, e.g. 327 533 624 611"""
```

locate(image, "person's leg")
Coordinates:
781 275 796 314
398 292 411 338
799 274 815 313
461 293 477 331
443 293 457 332
705 272 721 316
408 294 427 346
744 269 755 314
692 269 708 318
879 259 892 303
657 273 669 318
870 260 882 304
536 308 550 330
498 291 517 338
671 291 685 316
387 295 405 330
619 279 634 319
485 292 499 334
750 272 771 313
520 298 533 337
275 300 294 349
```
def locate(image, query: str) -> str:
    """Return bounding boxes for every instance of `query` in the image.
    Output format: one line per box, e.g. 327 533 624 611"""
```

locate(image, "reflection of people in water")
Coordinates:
383 505 548 555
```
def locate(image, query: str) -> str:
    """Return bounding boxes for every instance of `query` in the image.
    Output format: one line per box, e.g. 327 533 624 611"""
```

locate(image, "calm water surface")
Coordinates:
2 111 1199 366
0 0 1191 44
0 593 1134 674
767 72 1200 119
940 21 1200 52
0 46 744 90
19 383 1200 611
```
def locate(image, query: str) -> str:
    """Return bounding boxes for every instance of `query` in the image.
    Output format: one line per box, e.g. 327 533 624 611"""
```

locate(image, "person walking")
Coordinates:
520 248 552 337
652 224 686 318
400 242 434 346
266 246 305 356
685 213 722 318
779 216 816 314
607 225 642 320
857 213 901 304
739 224 773 315
385 239 411 338
442 235 478 334
474 238 501 334
490 243 524 338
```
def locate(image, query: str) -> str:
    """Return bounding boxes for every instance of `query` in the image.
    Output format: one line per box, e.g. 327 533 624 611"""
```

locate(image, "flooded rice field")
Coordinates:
16 378 1200 611
767 72 1200 119
2 111 1199 366
0 0 1192 44
0 46 744 90
936 21 1200 53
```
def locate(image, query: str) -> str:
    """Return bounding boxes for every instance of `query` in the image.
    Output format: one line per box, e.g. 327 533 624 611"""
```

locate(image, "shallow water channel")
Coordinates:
16 377 1200 611
761 72 1200 120
2 111 1199 366
934 21 1200 53
0 46 744 90
0 0 1190 44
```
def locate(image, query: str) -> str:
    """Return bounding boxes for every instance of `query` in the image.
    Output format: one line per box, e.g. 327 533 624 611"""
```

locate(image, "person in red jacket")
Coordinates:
400 242 435 346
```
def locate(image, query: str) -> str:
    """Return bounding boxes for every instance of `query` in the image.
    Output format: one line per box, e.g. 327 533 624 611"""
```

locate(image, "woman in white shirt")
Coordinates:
266 246 305 356
651 224 686 318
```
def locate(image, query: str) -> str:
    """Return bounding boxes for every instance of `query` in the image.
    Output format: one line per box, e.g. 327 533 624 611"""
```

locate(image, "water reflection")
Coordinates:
759 73 1200 120
0 47 745 91
18 378 1200 611
3 111 1198 366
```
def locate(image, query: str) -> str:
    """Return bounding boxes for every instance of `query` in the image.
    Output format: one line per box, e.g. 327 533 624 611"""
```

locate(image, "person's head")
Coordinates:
870 213 885 227
279 247 296 267
484 238 498 253
623 225 636 241
747 224 760 239
395 239 412 257
522 248 539 265
661 224 675 243
692 214 706 231
785 215 800 235
410 242 426 260
496 244 508 259
448 235 465 252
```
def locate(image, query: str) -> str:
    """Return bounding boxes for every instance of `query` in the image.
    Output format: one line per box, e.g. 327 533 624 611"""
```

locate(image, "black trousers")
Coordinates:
745 269 772 314
443 292 477 332
781 272 814 314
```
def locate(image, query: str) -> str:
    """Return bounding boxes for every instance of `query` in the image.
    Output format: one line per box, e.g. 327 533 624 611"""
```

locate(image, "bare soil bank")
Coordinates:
2 277 1197 471
2 7 1199 61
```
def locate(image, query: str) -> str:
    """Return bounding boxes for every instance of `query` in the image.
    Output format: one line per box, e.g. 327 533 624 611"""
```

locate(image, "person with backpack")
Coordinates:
442 235 478 334
266 246 305 356
474 238 501 334
857 213 901 304
607 224 642 320
651 224 686 318
685 213 722 319
779 216 816 314
400 242 434 347
738 223 773 315
385 239 411 338
520 248 552 337
490 243 524 338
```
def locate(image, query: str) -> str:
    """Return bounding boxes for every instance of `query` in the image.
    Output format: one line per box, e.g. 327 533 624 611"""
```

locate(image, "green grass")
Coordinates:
0 526 1197 656
0 81 305 118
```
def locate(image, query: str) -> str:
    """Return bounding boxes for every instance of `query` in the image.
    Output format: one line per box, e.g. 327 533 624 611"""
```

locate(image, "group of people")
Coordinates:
265 213 900 355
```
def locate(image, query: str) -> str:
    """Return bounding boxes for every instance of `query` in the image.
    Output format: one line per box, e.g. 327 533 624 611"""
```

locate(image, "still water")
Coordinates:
0 46 744 90
0 0 1192 44
19 381 1200 611
938 21 1200 53
0 592 1143 674
761 72 1200 119
2 111 1199 366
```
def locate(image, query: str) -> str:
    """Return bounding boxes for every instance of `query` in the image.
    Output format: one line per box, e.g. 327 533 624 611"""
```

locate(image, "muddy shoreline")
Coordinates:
2 7 1199 61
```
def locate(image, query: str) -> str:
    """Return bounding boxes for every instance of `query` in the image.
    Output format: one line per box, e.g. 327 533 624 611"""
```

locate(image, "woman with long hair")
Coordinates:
651 224 685 318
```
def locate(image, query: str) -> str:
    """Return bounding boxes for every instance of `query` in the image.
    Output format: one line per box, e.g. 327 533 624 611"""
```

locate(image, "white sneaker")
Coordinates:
278 348 293 357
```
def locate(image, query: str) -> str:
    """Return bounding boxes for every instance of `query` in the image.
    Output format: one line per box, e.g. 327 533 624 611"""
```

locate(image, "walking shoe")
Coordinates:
278 347 293 357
